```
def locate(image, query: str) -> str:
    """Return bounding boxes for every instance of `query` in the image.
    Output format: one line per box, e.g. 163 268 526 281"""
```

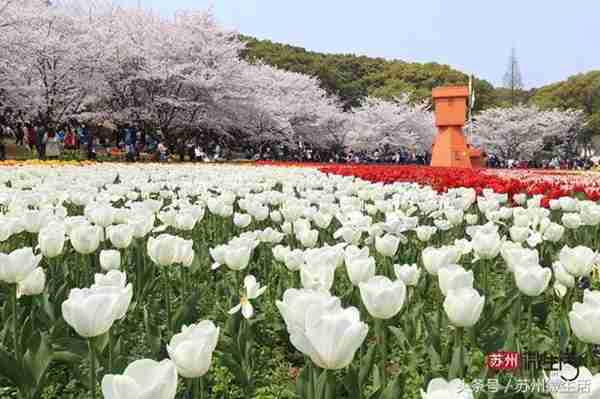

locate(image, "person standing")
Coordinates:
27 124 37 152
0 125 7 161
15 123 24 146
177 139 186 162
157 142 167 161
36 124 47 159
64 127 75 150
87 131 96 160
46 131 61 159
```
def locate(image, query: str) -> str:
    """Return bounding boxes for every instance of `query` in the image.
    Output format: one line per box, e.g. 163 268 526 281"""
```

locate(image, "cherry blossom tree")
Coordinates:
347 95 436 154
97 7 247 142
226 62 347 148
0 0 113 127
472 106 586 160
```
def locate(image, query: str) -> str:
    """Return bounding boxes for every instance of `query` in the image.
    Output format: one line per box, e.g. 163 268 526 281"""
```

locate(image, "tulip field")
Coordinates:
2 163 600 399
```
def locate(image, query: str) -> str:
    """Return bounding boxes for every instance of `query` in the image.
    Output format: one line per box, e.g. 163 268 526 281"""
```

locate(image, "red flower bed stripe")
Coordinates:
317 164 600 202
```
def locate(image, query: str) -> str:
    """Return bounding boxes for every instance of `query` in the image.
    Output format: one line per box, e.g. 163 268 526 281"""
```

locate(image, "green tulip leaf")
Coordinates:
448 344 462 380
143 307 162 357
359 344 377 387
343 367 359 399
23 332 52 385
51 336 88 358
221 352 249 387
41 291 56 323
367 386 383 399
92 331 109 356
315 369 331 399
382 375 403 399
172 291 200 332
297 365 312 399
389 326 407 348
189 252 203 273
0 346 29 393
559 318 570 353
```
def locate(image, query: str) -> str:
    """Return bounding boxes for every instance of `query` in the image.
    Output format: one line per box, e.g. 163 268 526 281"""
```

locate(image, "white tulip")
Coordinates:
258 227 284 244
128 214 155 238
562 213 582 229
543 363 600 399
300 262 336 292
209 245 227 270
174 237 194 267
553 282 567 299
101 359 178 399
438 264 474 296
38 225 66 258
88 205 115 227
147 234 180 267
70 225 102 255
93 270 127 288
299 306 368 370
276 288 341 353
394 263 421 286
0 247 42 284
167 321 219 378
464 214 478 225
283 249 305 271
270 210 282 223
62 287 121 337
375 234 400 257
569 290 600 345
233 213 252 228
514 265 552 296
223 244 252 271
422 246 461 275
509 226 530 243
415 225 436 242
471 231 502 260
443 287 485 327
502 246 539 272
359 276 406 319
298 229 319 248
345 256 376 286
552 261 575 288
420 377 473 399
559 245 596 277
272 245 290 262
174 211 197 231
106 224 134 249
90 278 133 322
17 268 46 298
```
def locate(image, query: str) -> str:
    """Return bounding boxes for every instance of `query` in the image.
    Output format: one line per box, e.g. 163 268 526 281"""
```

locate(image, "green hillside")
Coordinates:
240 36 499 110
241 36 599 136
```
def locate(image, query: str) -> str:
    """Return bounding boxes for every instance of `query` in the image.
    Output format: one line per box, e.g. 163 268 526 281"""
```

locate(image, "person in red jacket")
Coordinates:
27 124 37 151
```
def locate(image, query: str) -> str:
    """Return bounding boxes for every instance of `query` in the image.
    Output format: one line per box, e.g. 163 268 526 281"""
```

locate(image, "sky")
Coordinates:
116 0 599 89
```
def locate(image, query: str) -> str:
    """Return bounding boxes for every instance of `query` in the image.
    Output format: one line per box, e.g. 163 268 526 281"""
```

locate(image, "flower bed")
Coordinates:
319 164 600 202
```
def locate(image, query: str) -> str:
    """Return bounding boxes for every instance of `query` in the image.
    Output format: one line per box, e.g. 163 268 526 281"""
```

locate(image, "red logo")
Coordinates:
487 352 521 371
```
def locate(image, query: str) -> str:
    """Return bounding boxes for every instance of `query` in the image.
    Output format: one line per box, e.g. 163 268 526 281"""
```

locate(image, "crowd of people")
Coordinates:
0 121 100 160
0 120 597 170
487 154 595 170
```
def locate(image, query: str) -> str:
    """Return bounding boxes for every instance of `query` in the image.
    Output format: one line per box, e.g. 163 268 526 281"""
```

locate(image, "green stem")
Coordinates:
108 327 113 374
375 318 387 388
457 327 465 378
483 260 489 296
11 284 20 366
163 268 172 337
88 339 97 399
192 376 204 399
